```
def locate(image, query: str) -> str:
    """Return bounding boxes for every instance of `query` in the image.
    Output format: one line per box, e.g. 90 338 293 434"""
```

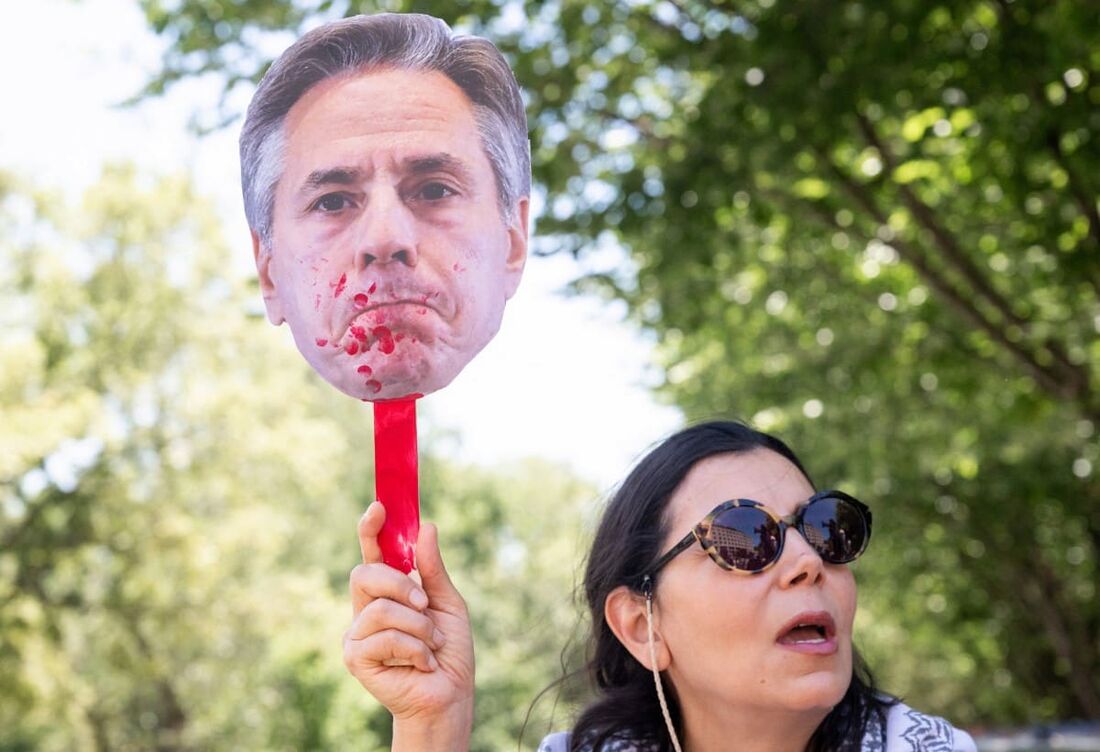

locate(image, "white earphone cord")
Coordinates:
645 593 684 752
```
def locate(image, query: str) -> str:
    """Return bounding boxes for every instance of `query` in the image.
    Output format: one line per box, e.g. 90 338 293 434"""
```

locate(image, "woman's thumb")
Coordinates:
414 523 465 613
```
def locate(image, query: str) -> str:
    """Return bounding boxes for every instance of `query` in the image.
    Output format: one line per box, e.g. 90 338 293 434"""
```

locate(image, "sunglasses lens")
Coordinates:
801 497 868 564
710 507 781 571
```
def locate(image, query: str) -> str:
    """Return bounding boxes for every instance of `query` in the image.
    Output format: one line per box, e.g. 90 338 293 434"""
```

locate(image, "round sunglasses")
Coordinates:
645 490 872 580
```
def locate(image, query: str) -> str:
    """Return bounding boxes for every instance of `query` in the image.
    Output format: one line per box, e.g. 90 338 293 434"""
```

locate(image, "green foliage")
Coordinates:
423 458 593 750
120 0 1100 725
0 164 378 749
0 166 594 749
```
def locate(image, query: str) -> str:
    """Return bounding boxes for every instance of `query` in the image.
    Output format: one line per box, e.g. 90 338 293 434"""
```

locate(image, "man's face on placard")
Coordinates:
253 67 528 400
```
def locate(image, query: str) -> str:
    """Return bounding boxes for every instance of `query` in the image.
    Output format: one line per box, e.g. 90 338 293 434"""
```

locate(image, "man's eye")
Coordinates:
417 182 456 201
313 193 352 212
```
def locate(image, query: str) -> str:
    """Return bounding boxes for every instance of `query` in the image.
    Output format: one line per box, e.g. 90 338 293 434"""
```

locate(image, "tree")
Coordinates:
0 164 596 749
0 164 381 750
132 0 1099 722
420 457 594 751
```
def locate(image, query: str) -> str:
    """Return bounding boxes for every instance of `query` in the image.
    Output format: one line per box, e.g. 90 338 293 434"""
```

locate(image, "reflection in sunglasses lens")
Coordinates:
803 498 865 563
712 508 779 571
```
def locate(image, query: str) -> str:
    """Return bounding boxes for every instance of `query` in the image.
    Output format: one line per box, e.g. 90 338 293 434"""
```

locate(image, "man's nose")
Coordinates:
354 189 418 269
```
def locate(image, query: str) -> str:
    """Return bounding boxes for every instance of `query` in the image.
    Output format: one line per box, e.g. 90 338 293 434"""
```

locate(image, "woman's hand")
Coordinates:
343 502 475 751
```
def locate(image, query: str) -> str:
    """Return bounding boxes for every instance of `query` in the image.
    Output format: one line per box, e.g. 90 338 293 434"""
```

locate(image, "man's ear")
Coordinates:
605 585 670 672
252 230 285 326
501 197 528 299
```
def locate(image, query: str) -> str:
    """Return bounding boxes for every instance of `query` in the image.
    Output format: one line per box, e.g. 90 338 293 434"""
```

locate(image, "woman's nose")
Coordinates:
776 528 825 588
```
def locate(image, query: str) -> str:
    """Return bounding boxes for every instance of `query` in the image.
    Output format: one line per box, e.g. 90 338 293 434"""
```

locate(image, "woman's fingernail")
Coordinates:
410 588 428 609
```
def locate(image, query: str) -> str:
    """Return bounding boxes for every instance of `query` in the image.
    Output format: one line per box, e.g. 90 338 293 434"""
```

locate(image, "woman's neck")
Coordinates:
678 699 827 752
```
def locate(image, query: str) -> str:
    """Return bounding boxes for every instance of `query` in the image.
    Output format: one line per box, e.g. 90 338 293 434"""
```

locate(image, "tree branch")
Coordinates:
815 145 1097 416
1045 129 1100 253
855 114 1096 409
1020 562 1100 717
1044 129 1100 298
856 116 1026 328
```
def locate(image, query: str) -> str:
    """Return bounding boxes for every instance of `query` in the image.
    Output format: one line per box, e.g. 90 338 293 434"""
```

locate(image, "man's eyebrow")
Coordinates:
298 167 361 195
404 153 474 181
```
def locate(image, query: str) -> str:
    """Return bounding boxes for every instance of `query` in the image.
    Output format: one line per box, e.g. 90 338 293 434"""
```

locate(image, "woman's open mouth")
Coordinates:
775 611 838 655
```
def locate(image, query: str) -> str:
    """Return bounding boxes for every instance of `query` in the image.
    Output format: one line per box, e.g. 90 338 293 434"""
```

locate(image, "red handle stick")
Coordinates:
373 397 419 573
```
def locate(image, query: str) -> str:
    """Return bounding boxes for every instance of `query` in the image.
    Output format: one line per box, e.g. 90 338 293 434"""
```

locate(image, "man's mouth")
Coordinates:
346 282 450 322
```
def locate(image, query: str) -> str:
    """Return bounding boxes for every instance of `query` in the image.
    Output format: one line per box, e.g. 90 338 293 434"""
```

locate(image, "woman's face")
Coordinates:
654 449 857 719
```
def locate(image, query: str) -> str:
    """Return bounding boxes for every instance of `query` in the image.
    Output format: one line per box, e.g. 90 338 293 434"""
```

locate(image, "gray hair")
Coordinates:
240 13 531 245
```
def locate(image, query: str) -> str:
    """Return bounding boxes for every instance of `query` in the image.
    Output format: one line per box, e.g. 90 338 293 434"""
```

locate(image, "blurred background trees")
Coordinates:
3 0 1098 748
0 167 593 750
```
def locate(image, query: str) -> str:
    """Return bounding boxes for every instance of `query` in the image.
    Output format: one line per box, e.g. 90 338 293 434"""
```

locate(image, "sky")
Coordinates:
0 0 683 490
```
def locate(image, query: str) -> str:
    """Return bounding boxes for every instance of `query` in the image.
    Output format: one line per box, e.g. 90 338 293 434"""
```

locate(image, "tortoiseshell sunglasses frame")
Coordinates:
645 490 872 580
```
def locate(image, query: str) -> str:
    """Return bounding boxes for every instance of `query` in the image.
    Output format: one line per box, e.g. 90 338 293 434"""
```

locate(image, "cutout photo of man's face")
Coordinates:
252 67 528 401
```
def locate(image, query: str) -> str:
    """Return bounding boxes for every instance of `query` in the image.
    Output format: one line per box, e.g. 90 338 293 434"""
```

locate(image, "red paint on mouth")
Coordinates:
372 326 396 354
353 293 369 309
357 364 373 375
365 379 382 394
395 333 405 343
350 325 368 342
315 338 328 347
345 340 360 356
332 273 347 298
368 281 377 294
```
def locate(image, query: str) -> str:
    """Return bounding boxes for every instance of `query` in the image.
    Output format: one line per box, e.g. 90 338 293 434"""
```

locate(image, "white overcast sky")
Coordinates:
1 0 682 489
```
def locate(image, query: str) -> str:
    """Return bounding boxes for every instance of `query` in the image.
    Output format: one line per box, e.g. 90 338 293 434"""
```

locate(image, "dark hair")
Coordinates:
570 420 890 752
240 13 530 245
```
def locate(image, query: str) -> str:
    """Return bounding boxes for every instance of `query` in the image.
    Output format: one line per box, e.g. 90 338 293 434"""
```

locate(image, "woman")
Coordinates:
343 421 976 751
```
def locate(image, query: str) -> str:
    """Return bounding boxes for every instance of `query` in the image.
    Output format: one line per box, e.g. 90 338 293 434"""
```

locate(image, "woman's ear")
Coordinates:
605 585 670 671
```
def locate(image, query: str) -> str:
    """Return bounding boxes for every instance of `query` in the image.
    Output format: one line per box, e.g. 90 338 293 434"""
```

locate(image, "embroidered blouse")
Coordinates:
537 701 977 752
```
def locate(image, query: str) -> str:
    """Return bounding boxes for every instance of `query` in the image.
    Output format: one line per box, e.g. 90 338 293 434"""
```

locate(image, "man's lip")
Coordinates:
775 610 837 642
344 295 448 330
362 299 440 313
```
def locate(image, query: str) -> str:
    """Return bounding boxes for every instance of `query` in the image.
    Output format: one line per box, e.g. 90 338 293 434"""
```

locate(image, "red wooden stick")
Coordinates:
373 397 419 573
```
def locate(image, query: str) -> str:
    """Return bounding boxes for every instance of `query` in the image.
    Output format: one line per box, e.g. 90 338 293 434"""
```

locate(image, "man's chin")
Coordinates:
337 357 462 402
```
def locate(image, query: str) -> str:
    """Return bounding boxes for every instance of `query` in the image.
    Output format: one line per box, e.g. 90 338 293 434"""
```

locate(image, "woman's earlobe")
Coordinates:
605 585 670 671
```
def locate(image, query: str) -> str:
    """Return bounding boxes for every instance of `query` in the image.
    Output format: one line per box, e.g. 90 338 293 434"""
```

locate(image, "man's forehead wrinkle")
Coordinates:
315 87 469 132
283 102 470 162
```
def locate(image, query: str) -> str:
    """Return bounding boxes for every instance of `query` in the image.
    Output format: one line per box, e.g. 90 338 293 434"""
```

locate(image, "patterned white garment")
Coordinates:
537 701 977 752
